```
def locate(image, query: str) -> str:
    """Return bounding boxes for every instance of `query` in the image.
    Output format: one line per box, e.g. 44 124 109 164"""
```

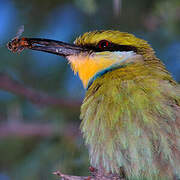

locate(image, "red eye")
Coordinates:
98 40 109 49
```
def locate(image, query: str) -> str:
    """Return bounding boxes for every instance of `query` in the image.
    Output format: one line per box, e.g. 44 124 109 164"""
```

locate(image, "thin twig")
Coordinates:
53 171 89 180
53 168 125 180
113 0 122 16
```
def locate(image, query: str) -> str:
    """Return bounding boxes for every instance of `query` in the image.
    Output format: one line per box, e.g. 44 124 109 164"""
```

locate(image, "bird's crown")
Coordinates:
74 30 153 55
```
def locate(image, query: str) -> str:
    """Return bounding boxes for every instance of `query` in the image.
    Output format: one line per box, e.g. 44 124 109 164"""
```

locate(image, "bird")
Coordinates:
7 30 180 180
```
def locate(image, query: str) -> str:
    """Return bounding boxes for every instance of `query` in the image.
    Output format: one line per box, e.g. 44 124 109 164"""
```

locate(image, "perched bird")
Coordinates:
8 30 180 179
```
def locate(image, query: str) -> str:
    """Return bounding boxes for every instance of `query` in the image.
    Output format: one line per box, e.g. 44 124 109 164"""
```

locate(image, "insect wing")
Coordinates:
13 25 24 40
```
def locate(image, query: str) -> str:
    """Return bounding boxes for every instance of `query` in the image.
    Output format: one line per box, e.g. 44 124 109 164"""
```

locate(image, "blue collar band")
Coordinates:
86 63 130 90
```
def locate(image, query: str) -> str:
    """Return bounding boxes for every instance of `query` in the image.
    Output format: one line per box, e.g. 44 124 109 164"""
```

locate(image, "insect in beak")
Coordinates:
7 26 88 57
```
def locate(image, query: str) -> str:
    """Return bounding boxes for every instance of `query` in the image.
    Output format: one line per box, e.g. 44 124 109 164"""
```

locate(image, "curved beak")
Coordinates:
7 37 87 57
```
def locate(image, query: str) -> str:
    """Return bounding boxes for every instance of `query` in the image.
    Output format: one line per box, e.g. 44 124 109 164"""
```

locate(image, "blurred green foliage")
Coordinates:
0 0 180 180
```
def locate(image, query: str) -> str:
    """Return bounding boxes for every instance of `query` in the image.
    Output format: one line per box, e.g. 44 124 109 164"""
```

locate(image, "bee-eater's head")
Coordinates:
68 30 155 88
15 30 158 88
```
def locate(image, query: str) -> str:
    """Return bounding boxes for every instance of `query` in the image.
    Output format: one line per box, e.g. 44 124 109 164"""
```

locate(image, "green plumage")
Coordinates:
80 59 180 179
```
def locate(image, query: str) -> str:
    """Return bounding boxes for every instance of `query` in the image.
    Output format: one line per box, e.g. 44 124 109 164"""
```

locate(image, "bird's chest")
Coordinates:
80 75 180 174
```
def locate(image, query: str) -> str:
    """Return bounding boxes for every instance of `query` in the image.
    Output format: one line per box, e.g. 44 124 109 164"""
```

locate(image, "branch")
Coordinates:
53 171 89 180
0 73 81 109
53 168 125 180
0 122 54 137
0 122 79 138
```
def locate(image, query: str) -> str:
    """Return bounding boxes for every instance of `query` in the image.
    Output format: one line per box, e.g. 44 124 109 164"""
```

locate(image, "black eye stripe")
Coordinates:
82 42 137 53
111 45 137 52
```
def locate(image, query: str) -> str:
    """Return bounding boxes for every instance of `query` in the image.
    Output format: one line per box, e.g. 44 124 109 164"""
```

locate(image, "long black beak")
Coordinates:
7 37 87 57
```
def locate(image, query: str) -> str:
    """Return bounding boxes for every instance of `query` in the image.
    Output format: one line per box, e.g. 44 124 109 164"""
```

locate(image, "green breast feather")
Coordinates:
80 64 180 180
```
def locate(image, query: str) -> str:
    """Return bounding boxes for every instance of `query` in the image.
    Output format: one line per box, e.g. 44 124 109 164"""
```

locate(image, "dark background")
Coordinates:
0 0 180 180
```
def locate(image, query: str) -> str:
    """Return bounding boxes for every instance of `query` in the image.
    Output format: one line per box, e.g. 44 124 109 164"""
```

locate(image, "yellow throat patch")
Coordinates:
68 51 137 88
68 54 114 88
